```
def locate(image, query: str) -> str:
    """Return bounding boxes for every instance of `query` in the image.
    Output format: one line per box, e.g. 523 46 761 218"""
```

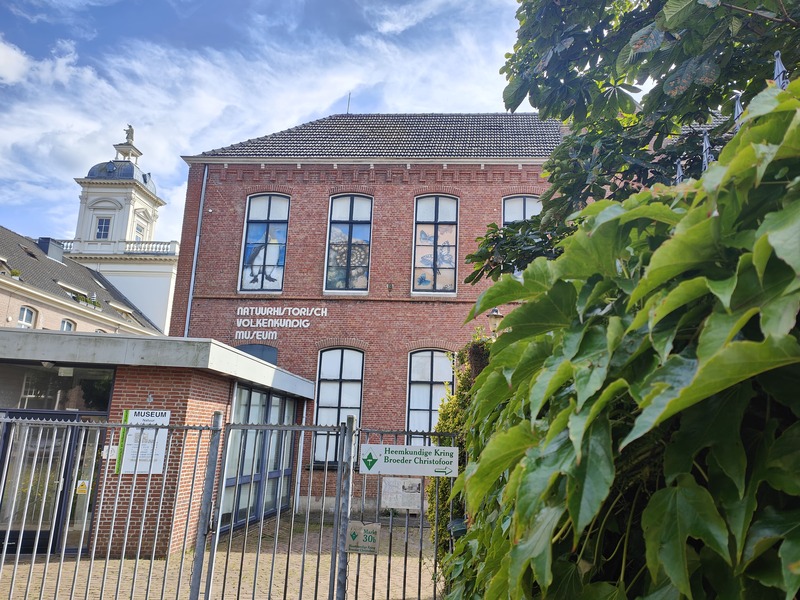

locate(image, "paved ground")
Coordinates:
0 515 444 599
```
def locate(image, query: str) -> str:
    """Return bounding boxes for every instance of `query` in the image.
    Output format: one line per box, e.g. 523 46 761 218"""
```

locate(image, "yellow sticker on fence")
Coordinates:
75 480 89 495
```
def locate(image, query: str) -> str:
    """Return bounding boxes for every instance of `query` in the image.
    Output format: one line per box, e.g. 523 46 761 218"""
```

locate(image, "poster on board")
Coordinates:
117 409 170 474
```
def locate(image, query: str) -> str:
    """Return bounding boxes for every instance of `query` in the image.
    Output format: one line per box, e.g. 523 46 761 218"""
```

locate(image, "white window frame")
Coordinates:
406 349 454 444
314 348 364 462
412 195 458 294
18 306 36 329
323 194 373 293
60 319 75 332
239 194 290 292
502 195 542 226
95 216 112 240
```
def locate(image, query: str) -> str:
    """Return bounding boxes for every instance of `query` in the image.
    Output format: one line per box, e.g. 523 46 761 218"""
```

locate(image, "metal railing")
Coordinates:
0 415 457 599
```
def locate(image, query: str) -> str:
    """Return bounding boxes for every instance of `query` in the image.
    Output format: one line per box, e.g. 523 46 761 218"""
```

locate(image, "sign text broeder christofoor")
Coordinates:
234 305 328 341
359 444 458 477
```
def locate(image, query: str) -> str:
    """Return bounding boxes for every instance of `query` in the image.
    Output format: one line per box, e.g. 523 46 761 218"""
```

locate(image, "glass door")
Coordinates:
0 412 79 554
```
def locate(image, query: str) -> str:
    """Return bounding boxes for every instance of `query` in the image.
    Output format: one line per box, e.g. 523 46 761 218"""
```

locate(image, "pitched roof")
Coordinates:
195 113 562 160
0 226 161 333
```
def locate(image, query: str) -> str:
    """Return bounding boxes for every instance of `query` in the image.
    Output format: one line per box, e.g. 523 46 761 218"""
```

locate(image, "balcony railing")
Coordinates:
59 240 180 256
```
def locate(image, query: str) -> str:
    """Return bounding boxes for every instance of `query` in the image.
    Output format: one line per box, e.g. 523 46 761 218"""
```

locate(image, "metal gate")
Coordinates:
0 415 457 599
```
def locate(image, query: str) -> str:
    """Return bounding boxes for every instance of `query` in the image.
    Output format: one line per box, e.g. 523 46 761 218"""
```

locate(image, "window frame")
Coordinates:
17 306 36 329
502 195 542 226
95 217 112 240
60 319 76 332
221 385 296 530
406 349 454 444
412 195 458 294
313 348 364 462
239 193 290 293
324 194 373 293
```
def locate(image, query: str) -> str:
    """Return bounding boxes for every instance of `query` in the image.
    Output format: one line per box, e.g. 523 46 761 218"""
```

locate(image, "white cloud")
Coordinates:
0 0 523 242
358 0 459 35
0 38 32 84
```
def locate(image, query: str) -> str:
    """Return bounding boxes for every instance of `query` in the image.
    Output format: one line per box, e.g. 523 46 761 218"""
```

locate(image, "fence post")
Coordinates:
334 415 356 600
189 411 224 600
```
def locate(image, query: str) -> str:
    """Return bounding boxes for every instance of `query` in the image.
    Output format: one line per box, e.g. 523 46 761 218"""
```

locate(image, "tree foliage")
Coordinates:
426 337 490 566
447 81 800 598
500 0 800 229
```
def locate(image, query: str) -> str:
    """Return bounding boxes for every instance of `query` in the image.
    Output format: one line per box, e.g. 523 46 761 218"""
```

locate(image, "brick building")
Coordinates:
172 113 561 449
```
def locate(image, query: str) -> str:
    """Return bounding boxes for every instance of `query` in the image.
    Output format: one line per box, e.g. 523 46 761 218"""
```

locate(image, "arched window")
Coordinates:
413 195 458 292
17 306 36 329
325 194 372 291
60 319 76 332
407 350 453 444
240 194 290 291
503 195 542 225
314 348 363 461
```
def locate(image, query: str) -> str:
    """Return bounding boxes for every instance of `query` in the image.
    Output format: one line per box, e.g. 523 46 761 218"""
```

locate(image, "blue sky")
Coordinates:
0 0 524 242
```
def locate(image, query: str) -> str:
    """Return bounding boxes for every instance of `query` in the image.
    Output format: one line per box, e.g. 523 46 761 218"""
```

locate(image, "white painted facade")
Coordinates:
64 134 179 332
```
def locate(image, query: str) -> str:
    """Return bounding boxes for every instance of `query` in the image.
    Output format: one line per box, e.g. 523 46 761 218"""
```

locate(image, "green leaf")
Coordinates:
579 581 628 599
494 280 576 354
509 504 566 590
761 292 800 339
552 223 621 281
504 77 528 112
663 385 750 494
694 57 720 88
780 534 800 599
642 474 730 597
567 415 614 541
466 421 537 514
623 337 800 449
662 0 696 26
569 379 629 461
629 212 718 305
530 358 574 418
743 507 800 570
545 401 574 448
516 431 575 524
469 257 553 319
651 277 709 327
766 422 800 495
572 326 612 409
757 200 800 275
696 308 759 362
629 23 665 55
663 57 700 97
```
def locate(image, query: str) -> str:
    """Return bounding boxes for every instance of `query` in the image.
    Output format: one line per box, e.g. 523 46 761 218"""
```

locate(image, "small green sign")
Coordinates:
362 452 378 470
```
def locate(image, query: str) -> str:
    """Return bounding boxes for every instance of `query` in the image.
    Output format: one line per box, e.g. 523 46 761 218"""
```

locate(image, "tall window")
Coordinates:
325 194 372 291
135 222 145 242
241 194 289 291
314 348 363 461
60 319 75 332
503 195 542 225
95 217 111 240
407 350 453 444
221 387 296 528
413 195 457 292
17 306 36 329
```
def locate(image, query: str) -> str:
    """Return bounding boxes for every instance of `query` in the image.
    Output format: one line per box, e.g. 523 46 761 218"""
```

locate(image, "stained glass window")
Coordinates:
413 195 458 292
325 195 372 291
240 194 289 291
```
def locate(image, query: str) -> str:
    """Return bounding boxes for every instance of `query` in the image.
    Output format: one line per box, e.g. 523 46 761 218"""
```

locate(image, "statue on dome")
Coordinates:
124 124 134 144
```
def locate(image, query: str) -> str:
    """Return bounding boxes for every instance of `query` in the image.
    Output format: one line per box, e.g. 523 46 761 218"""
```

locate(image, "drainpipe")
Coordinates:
184 164 209 337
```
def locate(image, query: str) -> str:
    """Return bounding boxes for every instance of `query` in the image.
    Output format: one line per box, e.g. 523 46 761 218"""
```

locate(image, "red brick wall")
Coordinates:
92 366 232 557
171 161 549 431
